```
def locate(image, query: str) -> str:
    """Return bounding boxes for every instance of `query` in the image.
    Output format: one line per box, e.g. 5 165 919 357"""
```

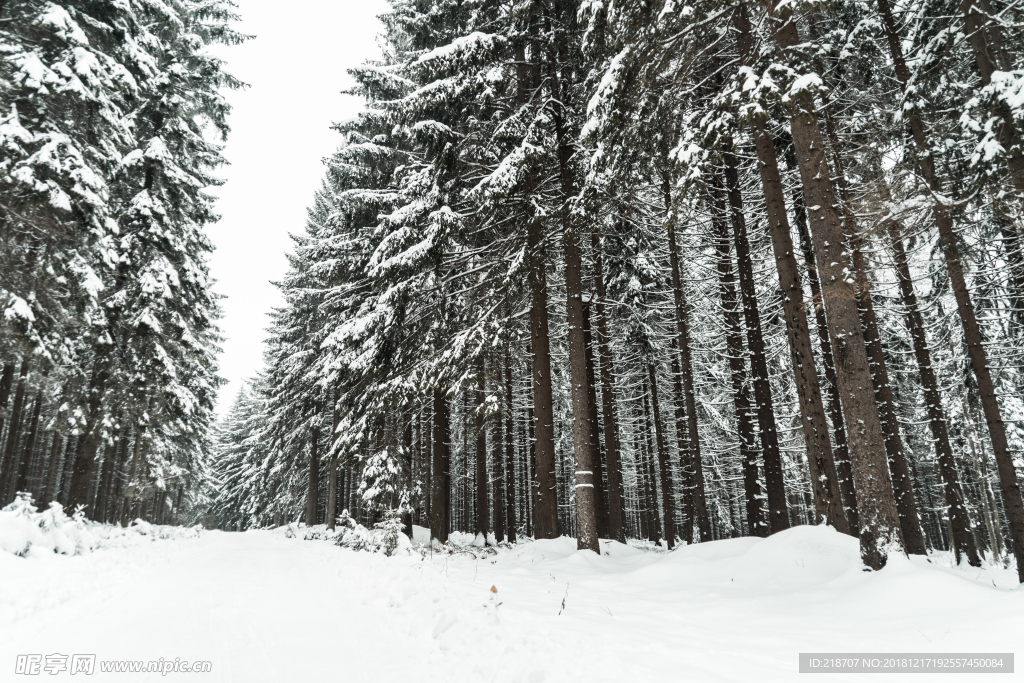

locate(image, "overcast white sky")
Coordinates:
207 0 388 415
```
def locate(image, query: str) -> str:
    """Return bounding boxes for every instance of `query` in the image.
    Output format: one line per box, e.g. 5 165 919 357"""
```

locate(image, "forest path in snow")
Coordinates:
1 526 1022 682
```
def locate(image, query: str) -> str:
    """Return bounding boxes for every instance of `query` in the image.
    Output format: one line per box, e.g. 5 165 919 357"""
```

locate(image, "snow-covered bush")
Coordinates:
280 509 412 556
0 494 203 558
0 494 96 557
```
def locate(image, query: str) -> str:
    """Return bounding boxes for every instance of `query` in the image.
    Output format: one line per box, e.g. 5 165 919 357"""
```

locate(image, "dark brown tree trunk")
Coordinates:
709 183 767 537
13 390 42 498
39 432 62 507
67 362 108 510
0 359 29 502
786 159 860 534
94 437 118 523
0 364 13 440
647 363 677 547
306 426 320 526
423 405 431 524
670 352 694 543
492 389 505 543
527 221 559 540
592 227 626 542
546 34 598 553
878 0 1024 580
583 299 609 539
504 351 517 543
402 413 414 537
763 0 905 568
327 393 340 530
663 186 711 542
821 105 927 554
640 383 662 542
868 172 982 565
721 151 801 534
475 357 489 540
731 8 851 536
120 434 143 527
430 388 451 543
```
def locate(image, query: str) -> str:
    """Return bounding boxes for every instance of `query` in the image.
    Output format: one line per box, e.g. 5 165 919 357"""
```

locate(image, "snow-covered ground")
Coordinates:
1 523 1021 682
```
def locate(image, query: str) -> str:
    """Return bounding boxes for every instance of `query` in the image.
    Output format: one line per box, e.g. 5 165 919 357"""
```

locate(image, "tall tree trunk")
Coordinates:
592 227 626 542
504 350 517 543
475 357 489 540
647 363 677 547
721 151 805 534
94 437 118 523
670 352 694 543
13 390 42 497
39 432 62 508
878 0 1024 581
731 8 852 536
120 434 143 527
68 362 109 511
327 392 340 531
402 413 414 537
821 105 927 554
492 380 505 543
785 153 860 533
583 298 609 538
430 388 451 543
0 359 29 502
0 364 14 444
306 426 320 526
873 177 982 565
762 0 905 568
663 182 711 542
709 183 767 537
640 383 662 542
527 219 559 539
546 30 598 553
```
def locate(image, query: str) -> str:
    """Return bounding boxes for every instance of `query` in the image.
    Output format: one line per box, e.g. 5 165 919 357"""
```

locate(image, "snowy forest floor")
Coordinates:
1 525 1022 682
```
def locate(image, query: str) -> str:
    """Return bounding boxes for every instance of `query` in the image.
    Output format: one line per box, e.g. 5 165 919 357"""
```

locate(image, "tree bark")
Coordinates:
821 105 927 554
13 390 42 498
504 351 517 543
871 173 982 565
709 182 767 537
0 359 29 502
492 386 505 543
729 10 850 535
545 23 598 552
592 227 626 542
721 151 800 534
786 155 860 534
583 298 609 538
663 183 711 542
67 362 108 511
430 388 451 543
640 382 662 542
878 0 1024 580
327 392 340 530
647 363 677 547
762 0 905 568
306 426 320 526
39 432 62 508
475 357 489 540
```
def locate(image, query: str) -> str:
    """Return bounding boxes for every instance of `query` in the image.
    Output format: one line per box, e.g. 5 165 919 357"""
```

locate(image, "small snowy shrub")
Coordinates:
373 509 406 556
0 494 96 557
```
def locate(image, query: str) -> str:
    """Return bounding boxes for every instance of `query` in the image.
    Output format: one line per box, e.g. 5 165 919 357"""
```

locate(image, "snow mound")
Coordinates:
645 524 862 591
0 493 202 559
275 509 413 556
0 494 96 557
